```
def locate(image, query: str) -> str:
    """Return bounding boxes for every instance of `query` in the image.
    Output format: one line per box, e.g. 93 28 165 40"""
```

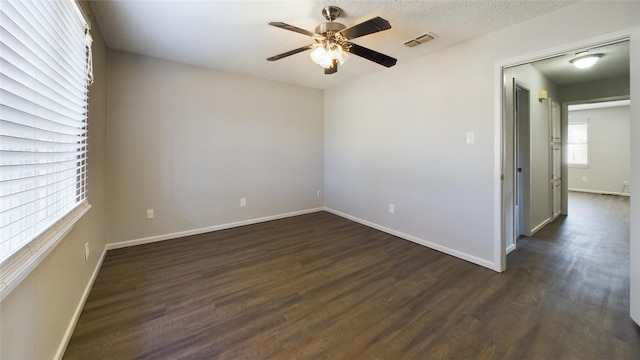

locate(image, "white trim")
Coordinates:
56 208 323 358
569 188 631 197
529 217 553 236
110 206 497 270
56 206 492 356
496 31 631 70
0 202 92 302
324 207 496 270
54 245 107 360
569 99 630 111
106 208 325 250
628 25 640 326
506 243 516 255
494 61 507 272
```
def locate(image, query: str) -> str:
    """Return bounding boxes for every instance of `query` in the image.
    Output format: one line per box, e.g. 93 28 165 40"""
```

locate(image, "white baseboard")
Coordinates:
323 207 496 271
506 243 517 254
529 217 553 236
55 246 107 360
55 206 496 358
106 208 325 250
569 188 630 196
55 208 324 358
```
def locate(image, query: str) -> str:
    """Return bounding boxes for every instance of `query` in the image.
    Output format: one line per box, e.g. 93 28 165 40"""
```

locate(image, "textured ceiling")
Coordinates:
89 0 579 90
531 41 630 86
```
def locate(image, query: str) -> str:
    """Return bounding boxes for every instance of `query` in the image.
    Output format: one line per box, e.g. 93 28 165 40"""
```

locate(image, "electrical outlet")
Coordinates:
317 189 322 197
146 209 154 219
582 177 587 182
388 204 395 214
466 131 475 144
624 180 629 186
240 198 246 207
84 242 90 261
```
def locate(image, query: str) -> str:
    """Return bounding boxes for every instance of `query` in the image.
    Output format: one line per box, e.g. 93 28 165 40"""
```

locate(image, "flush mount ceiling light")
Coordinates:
570 51 603 69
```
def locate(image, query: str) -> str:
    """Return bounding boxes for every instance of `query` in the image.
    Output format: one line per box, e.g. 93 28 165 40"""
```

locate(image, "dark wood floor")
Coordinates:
64 192 639 359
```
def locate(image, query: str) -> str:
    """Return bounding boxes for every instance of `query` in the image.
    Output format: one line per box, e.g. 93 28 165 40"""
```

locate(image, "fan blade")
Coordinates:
346 43 397 67
267 44 315 61
324 59 338 75
269 22 316 37
338 17 391 40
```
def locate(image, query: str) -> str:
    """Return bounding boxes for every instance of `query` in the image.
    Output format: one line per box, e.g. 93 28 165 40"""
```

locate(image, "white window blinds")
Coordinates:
567 122 588 166
0 0 91 265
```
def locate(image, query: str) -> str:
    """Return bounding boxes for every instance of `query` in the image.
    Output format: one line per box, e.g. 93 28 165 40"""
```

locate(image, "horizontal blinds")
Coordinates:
0 0 90 263
567 123 588 165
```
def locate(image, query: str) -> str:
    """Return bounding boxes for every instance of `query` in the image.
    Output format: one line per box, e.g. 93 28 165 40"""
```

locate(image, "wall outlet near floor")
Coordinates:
240 198 247 207
146 209 154 219
317 189 322 197
624 180 629 186
465 131 475 144
84 242 90 261
388 204 395 214
582 176 588 182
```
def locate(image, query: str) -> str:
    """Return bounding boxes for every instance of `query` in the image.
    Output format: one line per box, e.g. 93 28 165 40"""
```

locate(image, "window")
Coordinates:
0 0 93 298
567 122 588 166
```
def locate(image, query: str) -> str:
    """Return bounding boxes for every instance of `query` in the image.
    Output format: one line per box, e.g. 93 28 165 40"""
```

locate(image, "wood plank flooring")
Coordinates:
64 192 639 359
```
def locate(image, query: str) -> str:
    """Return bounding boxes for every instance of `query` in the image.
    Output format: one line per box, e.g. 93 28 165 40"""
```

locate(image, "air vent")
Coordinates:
404 32 437 48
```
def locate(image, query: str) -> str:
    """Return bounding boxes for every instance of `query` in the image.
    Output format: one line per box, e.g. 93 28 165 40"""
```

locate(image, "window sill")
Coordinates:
0 201 91 302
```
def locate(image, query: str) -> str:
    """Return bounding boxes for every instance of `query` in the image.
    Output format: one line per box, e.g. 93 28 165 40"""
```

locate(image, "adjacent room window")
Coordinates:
567 122 588 166
0 0 93 295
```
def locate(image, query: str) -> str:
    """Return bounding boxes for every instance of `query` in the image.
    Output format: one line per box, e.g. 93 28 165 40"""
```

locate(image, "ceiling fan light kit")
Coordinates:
310 43 348 68
570 51 603 69
267 6 397 75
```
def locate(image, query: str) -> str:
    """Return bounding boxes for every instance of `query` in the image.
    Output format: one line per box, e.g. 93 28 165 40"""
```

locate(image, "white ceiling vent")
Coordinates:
404 33 437 48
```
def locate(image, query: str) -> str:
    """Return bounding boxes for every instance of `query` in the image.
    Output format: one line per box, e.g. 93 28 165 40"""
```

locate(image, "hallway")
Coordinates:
511 191 635 357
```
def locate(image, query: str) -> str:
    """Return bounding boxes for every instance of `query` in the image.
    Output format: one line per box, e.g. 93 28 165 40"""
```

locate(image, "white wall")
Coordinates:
324 41 498 267
0 6 109 359
560 76 629 103
568 105 631 195
324 1 640 271
504 64 559 236
106 52 324 245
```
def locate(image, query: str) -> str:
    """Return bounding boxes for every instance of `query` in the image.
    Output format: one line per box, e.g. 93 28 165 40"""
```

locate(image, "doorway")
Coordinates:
514 82 530 242
566 99 631 198
501 39 631 263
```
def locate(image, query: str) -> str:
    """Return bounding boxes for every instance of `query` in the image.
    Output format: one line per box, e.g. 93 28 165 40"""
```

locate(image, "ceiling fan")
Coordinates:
267 6 397 75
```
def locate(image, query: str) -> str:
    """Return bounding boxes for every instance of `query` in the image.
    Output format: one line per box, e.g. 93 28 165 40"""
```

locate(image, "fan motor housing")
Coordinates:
315 22 346 35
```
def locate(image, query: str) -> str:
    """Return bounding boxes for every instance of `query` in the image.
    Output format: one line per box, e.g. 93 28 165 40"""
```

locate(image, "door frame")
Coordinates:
550 98 562 219
494 25 640 327
561 96 631 212
512 80 531 251
494 30 633 273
